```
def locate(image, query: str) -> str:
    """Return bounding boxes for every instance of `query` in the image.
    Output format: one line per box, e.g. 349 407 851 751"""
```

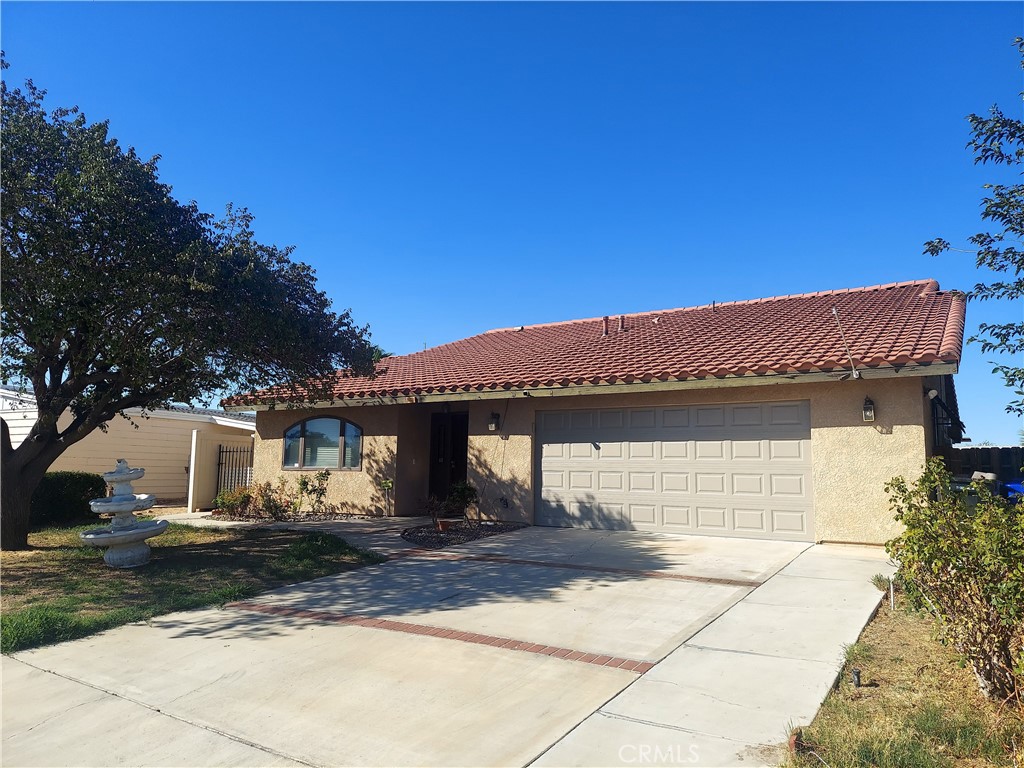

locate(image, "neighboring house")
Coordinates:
1 390 256 501
224 279 966 545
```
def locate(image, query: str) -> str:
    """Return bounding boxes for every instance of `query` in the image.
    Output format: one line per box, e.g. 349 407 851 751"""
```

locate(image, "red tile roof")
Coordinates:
226 279 964 406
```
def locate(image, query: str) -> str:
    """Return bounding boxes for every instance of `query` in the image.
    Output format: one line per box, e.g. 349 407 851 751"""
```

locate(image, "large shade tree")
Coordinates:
925 38 1024 415
1 63 374 549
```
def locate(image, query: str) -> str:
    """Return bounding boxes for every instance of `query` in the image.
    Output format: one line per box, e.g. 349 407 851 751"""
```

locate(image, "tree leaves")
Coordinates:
925 38 1024 415
0 64 374 463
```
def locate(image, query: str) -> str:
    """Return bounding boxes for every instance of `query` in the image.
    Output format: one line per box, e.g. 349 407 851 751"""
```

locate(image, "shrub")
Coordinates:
30 471 107 528
885 457 1024 704
445 481 479 515
427 481 480 529
249 479 294 519
213 485 251 515
295 470 331 514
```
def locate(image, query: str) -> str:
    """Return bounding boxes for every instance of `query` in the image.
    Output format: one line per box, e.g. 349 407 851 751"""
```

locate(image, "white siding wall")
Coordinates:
1 405 37 448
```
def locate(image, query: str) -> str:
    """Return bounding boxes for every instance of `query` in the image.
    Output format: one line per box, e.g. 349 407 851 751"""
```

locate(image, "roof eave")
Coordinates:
224 361 960 412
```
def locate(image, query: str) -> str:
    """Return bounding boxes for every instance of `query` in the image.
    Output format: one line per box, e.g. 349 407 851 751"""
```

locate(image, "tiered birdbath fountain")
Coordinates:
80 459 168 568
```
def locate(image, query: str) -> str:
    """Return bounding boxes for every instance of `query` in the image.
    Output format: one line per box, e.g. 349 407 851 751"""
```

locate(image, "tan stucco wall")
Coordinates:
395 406 432 516
460 377 929 543
253 376 932 541
254 407 400 515
465 403 535 525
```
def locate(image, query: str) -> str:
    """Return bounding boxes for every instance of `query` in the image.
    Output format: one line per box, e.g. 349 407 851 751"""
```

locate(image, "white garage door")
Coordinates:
535 401 814 541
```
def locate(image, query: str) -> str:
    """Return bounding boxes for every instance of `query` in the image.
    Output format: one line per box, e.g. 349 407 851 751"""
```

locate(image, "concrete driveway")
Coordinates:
2 525 892 767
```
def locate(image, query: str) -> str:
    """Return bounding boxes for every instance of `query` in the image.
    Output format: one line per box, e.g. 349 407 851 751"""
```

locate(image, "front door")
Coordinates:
429 412 469 500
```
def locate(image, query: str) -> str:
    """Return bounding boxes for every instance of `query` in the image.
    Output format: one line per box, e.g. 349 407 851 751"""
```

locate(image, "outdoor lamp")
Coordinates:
488 413 501 432
862 397 875 423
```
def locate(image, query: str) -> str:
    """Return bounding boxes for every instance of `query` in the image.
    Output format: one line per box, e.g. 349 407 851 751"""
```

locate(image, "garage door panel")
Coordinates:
598 441 624 459
542 442 566 459
662 473 689 493
731 440 763 460
662 441 689 459
772 509 808 535
629 503 657 525
628 442 657 460
730 405 763 427
663 505 692 528
769 403 804 426
542 470 565 490
569 442 596 460
571 411 595 430
694 407 726 427
539 412 568 431
733 508 767 533
695 440 726 459
573 501 627 529
628 472 657 492
768 440 805 461
536 402 813 541
598 471 624 491
732 474 764 495
696 506 728 531
568 471 594 490
694 473 727 495
770 474 806 498
662 408 689 428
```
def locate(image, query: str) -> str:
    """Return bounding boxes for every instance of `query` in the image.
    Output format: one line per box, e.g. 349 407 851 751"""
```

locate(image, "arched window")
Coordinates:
282 417 362 470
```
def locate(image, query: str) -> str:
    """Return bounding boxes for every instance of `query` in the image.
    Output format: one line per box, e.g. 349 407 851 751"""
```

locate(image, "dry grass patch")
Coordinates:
788 594 1023 768
1 523 385 653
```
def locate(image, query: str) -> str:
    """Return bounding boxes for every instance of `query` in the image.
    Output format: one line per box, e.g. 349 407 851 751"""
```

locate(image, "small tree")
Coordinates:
925 37 1024 414
885 458 1023 704
0 64 374 549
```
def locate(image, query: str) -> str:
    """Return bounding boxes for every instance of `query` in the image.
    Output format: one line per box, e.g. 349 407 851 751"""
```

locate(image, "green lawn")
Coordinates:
1 522 385 653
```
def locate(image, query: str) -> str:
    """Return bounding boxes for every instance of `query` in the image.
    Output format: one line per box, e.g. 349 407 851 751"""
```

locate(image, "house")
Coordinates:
224 279 966 544
1 390 256 503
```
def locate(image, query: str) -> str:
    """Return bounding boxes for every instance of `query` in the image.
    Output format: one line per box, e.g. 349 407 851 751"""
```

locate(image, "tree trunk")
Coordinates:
1 469 33 550
1 418 55 550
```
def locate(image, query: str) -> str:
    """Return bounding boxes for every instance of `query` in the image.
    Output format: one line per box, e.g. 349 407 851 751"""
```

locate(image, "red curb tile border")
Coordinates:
229 602 652 675
402 550 763 589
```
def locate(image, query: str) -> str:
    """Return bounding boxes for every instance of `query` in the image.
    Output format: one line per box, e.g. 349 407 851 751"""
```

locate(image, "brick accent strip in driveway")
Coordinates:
229 602 655 674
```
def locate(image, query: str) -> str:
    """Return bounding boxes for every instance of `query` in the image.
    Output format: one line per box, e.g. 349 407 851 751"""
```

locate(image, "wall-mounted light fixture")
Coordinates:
862 397 876 423
488 413 501 432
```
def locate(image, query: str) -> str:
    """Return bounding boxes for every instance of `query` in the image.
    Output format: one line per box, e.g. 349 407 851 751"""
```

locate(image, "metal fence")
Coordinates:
216 444 253 494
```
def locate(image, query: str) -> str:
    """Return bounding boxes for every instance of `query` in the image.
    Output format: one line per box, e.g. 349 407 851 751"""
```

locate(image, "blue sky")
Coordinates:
3 2 1022 444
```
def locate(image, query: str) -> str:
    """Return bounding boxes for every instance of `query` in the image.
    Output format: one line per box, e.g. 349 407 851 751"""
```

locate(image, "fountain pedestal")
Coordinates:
80 459 168 568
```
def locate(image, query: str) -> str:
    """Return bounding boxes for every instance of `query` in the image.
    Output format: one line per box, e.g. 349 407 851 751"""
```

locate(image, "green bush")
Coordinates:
30 471 107 528
295 470 331 514
213 485 252 514
885 457 1024 704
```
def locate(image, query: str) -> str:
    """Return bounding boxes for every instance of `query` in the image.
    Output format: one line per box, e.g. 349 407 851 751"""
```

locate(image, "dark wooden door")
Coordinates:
429 412 469 499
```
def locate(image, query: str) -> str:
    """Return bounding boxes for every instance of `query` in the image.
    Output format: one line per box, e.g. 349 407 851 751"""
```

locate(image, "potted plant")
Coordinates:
432 481 479 531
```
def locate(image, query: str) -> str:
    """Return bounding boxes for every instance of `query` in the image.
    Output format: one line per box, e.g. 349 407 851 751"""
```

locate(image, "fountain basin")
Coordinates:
103 466 145 484
90 494 157 516
81 459 167 567
81 520 169 568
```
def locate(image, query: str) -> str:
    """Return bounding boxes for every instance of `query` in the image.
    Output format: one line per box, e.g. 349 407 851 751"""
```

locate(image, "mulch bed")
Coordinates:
401 520 527 549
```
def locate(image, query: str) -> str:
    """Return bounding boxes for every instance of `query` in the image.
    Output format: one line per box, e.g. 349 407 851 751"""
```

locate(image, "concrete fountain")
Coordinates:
80 459 169 568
